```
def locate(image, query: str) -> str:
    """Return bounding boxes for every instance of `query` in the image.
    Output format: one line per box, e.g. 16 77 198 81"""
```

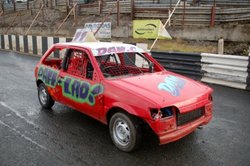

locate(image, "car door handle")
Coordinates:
58 76 64 84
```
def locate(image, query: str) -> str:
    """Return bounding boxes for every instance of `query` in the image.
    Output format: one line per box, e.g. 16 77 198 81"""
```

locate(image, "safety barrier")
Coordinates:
151 51 202 78
200 53 250 90
152 51 250 90
0 34 249 90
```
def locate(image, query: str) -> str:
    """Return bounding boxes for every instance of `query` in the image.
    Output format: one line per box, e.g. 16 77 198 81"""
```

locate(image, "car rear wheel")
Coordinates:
109 112 142 152
38 83 54 109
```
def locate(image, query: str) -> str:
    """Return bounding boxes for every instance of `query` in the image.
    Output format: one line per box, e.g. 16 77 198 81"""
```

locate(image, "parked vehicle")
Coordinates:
34 42 213 152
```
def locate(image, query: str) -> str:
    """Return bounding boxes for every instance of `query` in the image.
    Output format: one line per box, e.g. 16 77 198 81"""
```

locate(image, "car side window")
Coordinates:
43 47 67 70
66 49 94 80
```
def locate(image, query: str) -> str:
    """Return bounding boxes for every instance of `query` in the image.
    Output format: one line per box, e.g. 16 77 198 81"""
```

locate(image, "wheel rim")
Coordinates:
39 86 47 105
113 118 130 146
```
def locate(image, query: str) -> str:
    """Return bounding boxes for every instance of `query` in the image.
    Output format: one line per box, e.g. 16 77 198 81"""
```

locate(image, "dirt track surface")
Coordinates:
0 51 250 166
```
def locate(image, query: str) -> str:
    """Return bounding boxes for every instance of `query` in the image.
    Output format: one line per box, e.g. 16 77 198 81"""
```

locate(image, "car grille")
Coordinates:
176 107 205 126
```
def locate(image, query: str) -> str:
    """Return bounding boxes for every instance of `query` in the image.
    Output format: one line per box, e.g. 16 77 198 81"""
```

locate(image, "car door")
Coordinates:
37 45 67 102
57 48 104 118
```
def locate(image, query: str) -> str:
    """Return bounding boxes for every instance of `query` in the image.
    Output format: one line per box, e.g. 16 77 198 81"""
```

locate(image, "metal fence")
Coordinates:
1 0 250 26
76 0 250 26
0 0 46 13
77 0 131 15
1 1 33 13
200 0 250 7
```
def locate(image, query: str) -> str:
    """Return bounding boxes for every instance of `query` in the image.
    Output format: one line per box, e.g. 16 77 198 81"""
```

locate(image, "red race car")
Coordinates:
34 42 213 152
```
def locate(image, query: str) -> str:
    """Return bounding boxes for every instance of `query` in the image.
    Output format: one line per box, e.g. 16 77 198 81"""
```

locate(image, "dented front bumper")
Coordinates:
147 102 213 145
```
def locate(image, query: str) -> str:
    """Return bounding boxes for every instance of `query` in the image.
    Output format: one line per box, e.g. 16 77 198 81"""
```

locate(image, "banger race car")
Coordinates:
34 42 213 152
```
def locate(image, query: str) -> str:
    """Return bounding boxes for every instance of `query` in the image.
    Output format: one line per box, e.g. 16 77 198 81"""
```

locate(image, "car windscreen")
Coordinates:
95 52 156 79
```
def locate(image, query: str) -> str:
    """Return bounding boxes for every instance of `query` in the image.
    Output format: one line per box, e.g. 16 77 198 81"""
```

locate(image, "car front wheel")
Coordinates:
38 83 54 109
109 112 142 152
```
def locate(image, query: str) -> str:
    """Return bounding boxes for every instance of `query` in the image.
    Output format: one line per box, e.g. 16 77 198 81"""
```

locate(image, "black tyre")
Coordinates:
109 112 142 152
38 83 55 109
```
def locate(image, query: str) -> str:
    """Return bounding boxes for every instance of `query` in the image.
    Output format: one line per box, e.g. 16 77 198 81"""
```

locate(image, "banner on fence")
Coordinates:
84 22 111 39
133 20 172 39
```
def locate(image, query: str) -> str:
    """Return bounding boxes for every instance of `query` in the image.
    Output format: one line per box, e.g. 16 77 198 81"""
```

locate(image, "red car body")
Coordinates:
35 42 213 151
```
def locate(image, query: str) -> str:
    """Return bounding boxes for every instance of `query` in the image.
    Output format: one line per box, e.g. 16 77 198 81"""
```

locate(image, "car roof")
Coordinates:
54 42 145 56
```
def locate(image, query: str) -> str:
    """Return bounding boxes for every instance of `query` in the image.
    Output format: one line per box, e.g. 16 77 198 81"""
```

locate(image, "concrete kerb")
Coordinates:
0 34 72 56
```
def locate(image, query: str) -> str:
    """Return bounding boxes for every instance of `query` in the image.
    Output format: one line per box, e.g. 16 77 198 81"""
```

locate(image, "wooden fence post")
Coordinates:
3 13 5 25
168 10 171 26
99 0 103 15
210 0 216 27
1 2 4 13
192 0 196 5
27 1 29 10
117 0 120 26
169 0 172 25
31 6 33 15
19 11 22 27
49 0 53 9
182 0 186 27
73 4 78 26
210 6 216 27
218 38 224 55
131 0 134 20
53 0 56 7
170 0 172 11
13 1 16 12
42 3 45 25
65 0 69 14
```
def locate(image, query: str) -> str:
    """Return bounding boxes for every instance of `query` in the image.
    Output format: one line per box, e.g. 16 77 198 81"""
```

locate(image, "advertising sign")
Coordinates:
133 20 172 39
84 22 111 39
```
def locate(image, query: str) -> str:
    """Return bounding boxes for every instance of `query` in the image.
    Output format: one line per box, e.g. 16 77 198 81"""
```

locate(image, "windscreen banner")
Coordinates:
72 29 97 42
133 20 172 39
